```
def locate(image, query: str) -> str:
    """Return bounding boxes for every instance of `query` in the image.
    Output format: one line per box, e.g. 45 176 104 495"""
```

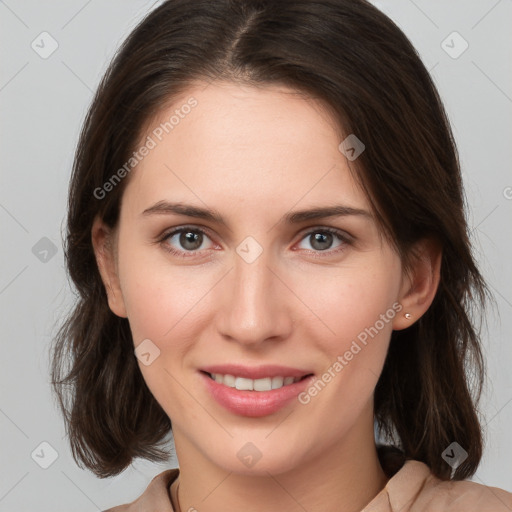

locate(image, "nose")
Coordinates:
215 248 293 347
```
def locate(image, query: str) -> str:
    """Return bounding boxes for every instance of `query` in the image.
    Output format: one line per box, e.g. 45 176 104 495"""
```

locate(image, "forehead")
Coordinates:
122 80 368 218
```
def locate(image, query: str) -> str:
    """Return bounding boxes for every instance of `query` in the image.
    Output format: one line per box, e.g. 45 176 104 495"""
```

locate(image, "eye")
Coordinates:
157 225 352 259
296 227 351 254
159 227 215 257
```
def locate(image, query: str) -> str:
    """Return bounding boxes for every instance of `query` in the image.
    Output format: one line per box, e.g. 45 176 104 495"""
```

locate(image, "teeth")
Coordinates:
209 373 303 391
235 377 253 391
271 376 284 389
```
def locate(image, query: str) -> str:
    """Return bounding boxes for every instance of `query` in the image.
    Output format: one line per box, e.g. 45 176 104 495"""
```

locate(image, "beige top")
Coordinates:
104 459 512 511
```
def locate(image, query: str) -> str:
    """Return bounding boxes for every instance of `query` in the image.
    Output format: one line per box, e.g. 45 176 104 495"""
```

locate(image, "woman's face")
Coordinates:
96 81 412 475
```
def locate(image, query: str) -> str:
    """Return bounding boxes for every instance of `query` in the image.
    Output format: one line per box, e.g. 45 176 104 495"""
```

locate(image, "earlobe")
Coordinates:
91 216 128 318
393 238 442 331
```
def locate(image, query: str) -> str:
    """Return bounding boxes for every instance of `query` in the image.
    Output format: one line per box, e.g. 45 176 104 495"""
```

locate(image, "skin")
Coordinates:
92 81 441 512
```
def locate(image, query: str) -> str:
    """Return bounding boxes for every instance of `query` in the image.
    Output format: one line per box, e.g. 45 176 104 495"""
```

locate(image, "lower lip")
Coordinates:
200 372 314 417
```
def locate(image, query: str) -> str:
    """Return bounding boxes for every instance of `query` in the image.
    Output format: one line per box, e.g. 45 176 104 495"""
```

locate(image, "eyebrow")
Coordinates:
141 201 372 226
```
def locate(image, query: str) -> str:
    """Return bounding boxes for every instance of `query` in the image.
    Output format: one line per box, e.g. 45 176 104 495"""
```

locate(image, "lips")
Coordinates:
199 364 315 417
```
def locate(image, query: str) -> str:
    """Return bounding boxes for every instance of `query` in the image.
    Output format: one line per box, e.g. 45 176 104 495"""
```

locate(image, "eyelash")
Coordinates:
157 225 353 259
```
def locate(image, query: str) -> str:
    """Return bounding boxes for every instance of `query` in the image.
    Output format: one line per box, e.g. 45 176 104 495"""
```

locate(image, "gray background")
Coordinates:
0 0 511 510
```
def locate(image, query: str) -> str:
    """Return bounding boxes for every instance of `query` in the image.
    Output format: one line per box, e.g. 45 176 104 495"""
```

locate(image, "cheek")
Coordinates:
302 263 400 338
117 241 217 345
292 267 401 428
294 261 402 396
117 245 213 417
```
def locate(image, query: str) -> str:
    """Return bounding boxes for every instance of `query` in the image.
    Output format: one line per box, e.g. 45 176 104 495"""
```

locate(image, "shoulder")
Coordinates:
414 471 512 512
380 459 512 512
102 468 179 512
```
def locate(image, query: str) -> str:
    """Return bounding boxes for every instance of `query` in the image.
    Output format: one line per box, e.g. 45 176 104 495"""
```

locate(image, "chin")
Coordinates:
205 439 307 477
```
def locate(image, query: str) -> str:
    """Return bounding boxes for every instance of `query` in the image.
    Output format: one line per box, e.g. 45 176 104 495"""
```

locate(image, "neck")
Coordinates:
170 410 388 512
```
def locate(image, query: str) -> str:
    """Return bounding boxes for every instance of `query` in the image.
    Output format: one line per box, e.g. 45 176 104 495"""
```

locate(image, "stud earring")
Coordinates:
404 313 412 320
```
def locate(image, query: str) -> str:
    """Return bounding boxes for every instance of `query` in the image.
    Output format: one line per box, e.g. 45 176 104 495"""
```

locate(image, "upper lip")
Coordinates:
200 364 313 380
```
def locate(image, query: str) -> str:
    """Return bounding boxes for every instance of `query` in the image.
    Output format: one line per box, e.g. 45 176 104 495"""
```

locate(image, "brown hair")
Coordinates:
50 0 489 480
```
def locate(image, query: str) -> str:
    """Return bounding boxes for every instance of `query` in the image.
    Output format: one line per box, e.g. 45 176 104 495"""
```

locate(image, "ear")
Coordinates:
91 215 128 318
393 237 442 330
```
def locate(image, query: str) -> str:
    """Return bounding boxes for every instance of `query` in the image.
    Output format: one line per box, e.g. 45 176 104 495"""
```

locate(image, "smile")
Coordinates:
199 366 315 417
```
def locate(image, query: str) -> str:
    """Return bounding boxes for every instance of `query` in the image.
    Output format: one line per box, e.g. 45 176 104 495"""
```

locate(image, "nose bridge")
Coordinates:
217 242 291 344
